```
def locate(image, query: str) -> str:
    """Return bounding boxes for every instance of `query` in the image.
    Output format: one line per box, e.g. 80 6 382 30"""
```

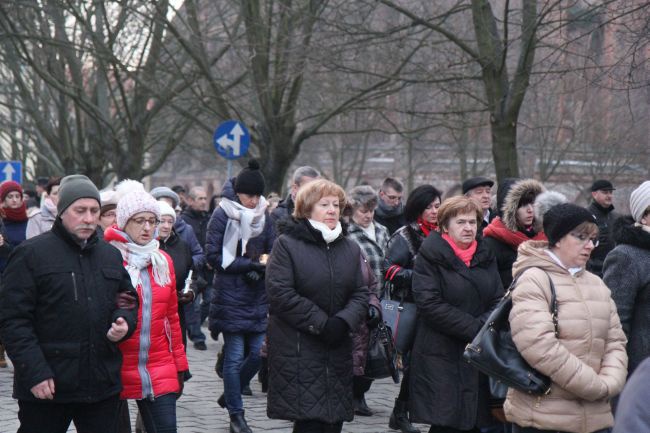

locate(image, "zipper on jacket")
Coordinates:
71 272 78 302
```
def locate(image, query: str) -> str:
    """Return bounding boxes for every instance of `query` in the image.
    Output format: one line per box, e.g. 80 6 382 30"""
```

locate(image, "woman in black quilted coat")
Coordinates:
265 179 369 433
409 196 503 433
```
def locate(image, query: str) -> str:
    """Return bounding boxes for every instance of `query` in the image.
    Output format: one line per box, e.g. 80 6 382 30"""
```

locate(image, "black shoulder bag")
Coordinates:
463 269 558 395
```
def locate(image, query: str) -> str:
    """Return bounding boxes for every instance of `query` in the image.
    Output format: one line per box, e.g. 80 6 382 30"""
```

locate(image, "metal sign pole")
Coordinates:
227 160 233 180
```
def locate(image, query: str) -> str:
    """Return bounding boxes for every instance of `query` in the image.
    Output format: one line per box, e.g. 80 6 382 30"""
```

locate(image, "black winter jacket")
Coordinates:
587 201 618 277
181 208 209 247
159 230 193 293
0 219 138 403
409 232 503 429
270 194 294 228
383 222 426 301
265 218 368 423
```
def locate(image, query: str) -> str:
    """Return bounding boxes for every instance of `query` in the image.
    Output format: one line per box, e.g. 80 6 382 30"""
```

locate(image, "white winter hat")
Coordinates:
157 200 177 223
116 190 161 229
630 181 650 223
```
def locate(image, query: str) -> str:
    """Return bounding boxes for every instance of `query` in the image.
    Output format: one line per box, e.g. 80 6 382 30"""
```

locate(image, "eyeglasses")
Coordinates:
570 232 599 248
130 218 160 228
101 211 116 218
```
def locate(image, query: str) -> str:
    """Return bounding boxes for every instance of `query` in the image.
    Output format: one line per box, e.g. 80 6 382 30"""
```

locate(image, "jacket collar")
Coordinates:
52 217 99 252
276 217 347 245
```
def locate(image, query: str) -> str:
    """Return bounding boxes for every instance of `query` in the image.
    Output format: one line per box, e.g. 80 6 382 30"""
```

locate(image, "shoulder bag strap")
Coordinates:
511 267 559 337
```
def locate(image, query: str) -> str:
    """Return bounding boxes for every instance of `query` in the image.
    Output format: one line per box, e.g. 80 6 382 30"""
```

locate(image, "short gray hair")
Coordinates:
348 185 378 210
188 186 206 200
292 166 321 186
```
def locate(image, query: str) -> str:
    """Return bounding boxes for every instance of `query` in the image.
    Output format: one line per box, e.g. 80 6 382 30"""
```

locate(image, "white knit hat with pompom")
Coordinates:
115 180 161 229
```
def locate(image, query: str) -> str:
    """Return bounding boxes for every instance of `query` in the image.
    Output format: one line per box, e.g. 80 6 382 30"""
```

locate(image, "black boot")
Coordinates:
389 399 420 433
258 357 268 393
354 395 373 416
229 412 253 433
216 349 225 378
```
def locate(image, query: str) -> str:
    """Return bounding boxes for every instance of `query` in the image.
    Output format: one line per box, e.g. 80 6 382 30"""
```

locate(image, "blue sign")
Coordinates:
0 161 22 183
213 120 250 160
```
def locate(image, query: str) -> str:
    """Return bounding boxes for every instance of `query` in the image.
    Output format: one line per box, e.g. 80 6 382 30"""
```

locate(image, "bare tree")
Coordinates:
0 1 197 185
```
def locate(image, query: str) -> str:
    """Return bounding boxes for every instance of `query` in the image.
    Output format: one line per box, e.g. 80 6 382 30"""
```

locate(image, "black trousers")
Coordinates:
512 426 611 433
17 394 121 433
352 376 373 399
292 420 344 433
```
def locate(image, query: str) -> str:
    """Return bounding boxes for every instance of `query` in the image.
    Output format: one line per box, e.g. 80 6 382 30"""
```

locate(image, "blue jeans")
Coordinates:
136 393 177 433
183 300 206 343
223 332 265 415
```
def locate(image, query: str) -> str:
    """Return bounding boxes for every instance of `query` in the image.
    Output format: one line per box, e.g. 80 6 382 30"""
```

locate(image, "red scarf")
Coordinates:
442 233 477 267
2 203 28 222
417 217 438 237
483 217 546 250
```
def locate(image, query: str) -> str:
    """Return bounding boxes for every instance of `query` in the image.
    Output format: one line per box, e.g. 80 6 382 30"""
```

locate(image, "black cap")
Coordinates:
462 176 494 194
234 159 265 196
590 180 615 192
543 203 597 246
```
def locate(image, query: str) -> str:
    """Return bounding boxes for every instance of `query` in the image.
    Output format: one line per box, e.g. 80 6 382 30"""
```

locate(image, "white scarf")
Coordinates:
308 219 342 244
219 196 268 269
110 230 171 288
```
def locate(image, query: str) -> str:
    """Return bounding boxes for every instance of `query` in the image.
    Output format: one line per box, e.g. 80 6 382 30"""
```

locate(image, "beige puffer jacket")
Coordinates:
504 241 627 433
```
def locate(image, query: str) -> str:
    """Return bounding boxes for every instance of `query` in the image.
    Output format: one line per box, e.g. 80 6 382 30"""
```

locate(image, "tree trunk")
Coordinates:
490 117 519 181
259 130 297 194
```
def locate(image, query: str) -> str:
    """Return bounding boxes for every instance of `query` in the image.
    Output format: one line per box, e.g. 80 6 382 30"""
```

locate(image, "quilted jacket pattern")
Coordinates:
265 218 368 423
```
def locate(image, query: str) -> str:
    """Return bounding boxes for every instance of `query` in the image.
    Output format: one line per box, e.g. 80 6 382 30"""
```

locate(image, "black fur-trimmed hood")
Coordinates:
276 217 349 244
612 215 650 250
501 179 545 232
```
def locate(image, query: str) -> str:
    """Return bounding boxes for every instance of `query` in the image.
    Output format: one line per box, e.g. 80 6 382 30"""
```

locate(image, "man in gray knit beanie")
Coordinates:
57 174 101 215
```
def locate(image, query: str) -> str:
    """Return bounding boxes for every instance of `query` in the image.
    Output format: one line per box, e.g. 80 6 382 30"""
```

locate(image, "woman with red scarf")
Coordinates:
0 181 28 273
483 179 546 288
383 184 441 433
0 180 28 368
409 196 503 433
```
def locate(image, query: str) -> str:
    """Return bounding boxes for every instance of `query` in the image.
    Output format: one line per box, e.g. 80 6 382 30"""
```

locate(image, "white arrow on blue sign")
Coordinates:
213 120 250 160
0 161 22 183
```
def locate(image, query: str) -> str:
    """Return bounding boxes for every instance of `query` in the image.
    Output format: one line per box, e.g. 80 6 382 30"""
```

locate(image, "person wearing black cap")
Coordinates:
463 176 495 229
504 203 628 433
587 179 618 277
0 174 139 433
205 159 274 433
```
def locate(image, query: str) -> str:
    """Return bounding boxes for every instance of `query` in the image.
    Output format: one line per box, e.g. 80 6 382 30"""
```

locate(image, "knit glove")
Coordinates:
242 270 263 287
321 317 349 347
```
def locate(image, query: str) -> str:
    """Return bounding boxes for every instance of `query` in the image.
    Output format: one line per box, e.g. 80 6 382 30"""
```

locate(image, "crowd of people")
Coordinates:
0 163 649 433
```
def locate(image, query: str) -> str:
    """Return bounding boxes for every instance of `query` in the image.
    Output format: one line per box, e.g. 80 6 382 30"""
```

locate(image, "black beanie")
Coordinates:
57 175 101 214
234 159 265 196
543 203 597 246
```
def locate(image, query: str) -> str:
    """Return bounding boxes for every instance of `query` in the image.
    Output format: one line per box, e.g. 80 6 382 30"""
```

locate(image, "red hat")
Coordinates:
0 181 23 202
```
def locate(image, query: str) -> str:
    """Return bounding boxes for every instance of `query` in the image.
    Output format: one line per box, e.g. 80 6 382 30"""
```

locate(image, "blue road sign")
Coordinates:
213 121 250 160
0 161 22 183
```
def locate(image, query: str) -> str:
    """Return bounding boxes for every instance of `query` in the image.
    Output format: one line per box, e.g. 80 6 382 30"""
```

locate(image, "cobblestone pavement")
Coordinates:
0 333 429 432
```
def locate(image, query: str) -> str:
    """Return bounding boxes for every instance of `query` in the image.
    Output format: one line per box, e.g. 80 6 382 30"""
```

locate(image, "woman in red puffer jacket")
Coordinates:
106 183 189 433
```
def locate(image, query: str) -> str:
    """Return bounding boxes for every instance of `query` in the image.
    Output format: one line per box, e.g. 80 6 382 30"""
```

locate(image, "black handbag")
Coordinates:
380 296 417 354
463 268 558 395
364 321 400 384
